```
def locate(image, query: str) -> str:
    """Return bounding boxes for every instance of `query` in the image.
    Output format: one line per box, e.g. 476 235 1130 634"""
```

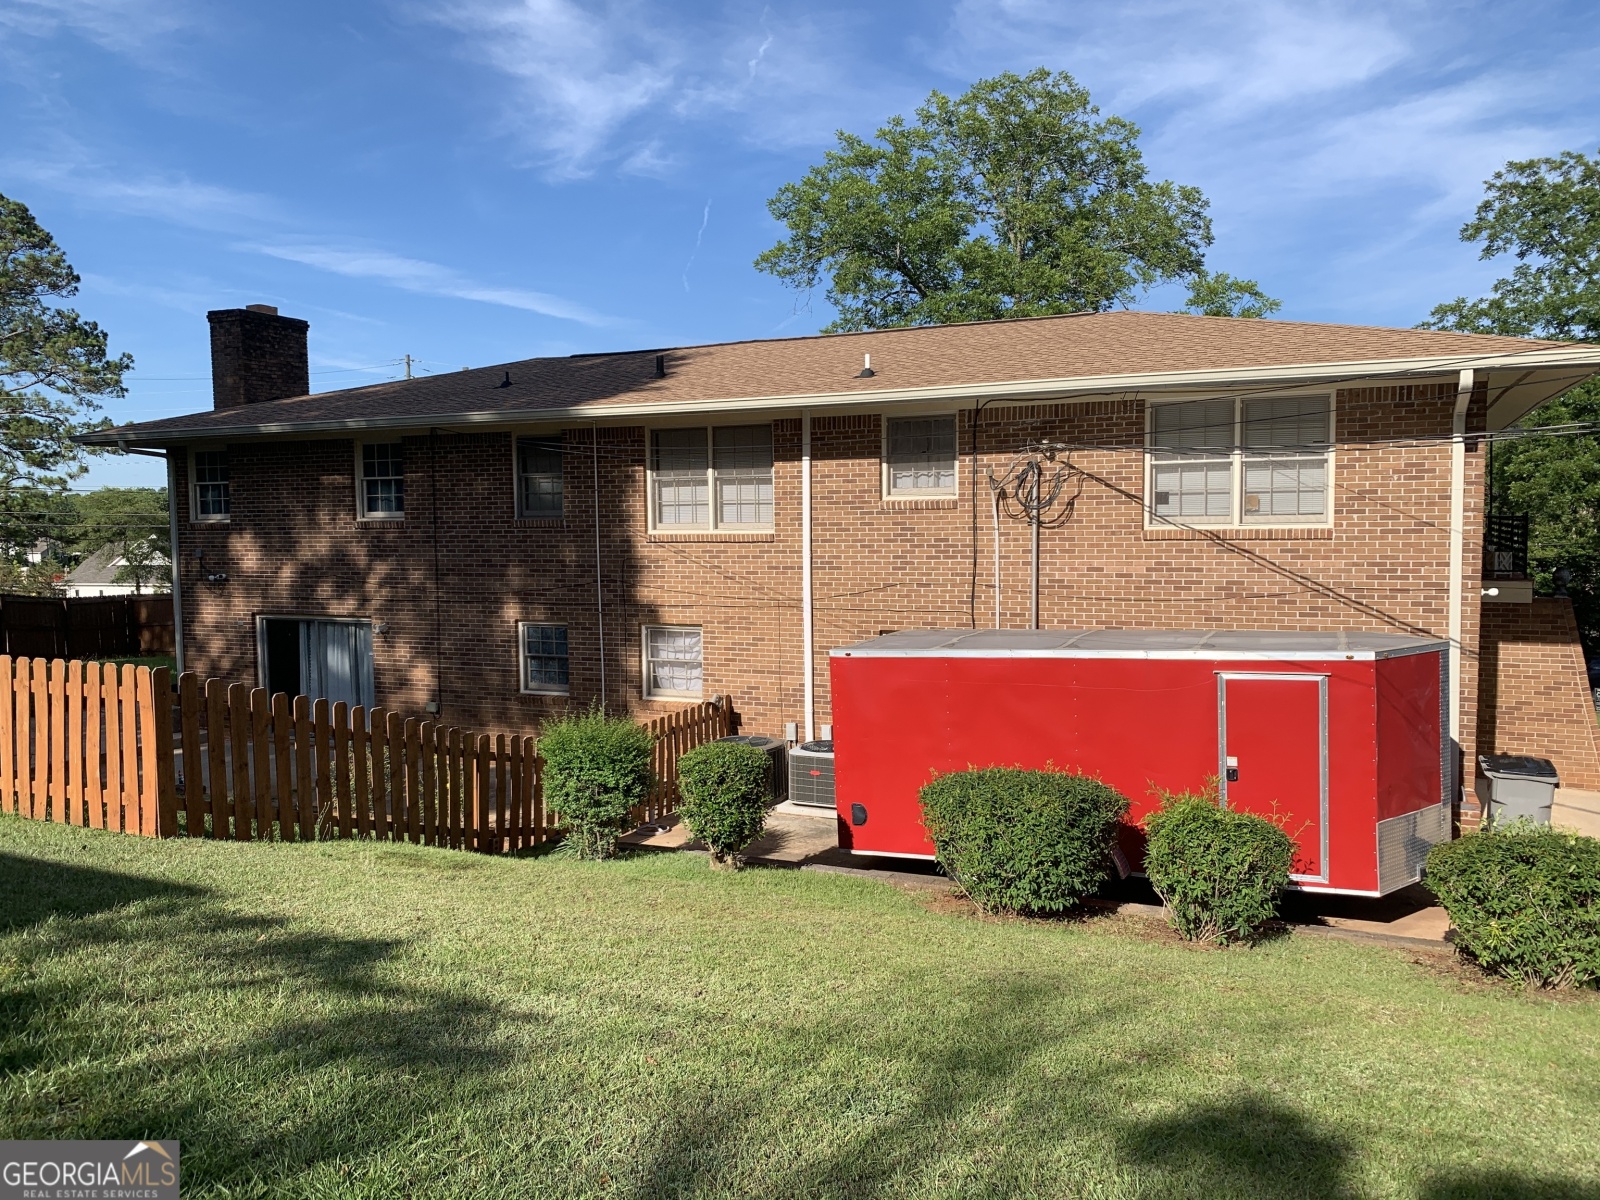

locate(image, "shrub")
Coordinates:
1142 787 1296 944
676 741 772 868
919 767 1129 915
538 708 655 859
1424 824 1600 988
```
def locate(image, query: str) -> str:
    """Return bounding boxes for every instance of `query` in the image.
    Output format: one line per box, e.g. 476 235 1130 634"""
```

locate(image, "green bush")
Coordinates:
538 708 655 859
1142 788 1296 944
676 741 772 868
919 767 1129 915
1425 824 1600 988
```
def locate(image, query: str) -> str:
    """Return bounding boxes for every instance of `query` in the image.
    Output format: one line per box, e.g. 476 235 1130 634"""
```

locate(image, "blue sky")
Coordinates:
3 0 1597 490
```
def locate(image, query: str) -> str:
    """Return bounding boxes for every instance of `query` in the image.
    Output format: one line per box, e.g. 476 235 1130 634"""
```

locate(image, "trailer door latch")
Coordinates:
1226 767 1239 783
850 803 868 827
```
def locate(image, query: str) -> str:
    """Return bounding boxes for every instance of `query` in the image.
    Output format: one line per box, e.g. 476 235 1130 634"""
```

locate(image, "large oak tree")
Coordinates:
755 69 1278 331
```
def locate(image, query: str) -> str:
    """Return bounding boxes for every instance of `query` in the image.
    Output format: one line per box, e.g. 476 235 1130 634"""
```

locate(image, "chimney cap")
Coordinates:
244 304 279 315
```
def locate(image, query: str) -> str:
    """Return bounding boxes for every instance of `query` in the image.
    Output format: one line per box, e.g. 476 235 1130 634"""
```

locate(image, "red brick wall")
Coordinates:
174 377 1488 802
1476 597 1600 792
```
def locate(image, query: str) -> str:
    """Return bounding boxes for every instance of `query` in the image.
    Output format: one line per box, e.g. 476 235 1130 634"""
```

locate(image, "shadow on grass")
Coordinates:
1419 1172 1600 1200
0 852 208 931
0 850 511 1194
1120 1095 1356 1200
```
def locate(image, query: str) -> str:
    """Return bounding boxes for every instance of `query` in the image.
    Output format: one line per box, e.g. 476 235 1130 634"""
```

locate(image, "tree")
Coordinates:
1423 149 1600 645
755 69 1278 331
66 487 170 594
0 192 130 558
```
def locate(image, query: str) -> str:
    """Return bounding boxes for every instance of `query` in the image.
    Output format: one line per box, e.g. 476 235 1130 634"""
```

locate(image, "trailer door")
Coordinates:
1218 673 1328 883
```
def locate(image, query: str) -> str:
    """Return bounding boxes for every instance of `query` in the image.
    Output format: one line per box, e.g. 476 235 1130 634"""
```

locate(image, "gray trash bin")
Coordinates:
1475 755 1558 827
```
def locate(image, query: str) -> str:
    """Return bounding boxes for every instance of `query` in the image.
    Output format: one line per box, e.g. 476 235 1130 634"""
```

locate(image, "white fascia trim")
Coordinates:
92 345 1600 446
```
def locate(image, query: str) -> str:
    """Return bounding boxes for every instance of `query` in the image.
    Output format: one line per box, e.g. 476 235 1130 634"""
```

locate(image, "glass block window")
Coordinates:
643 625 702 698
517 436 563 518
360 442 405 517
519 623 569 694
885 416 958 495
1147 396 1331 526
651 426 773 530
192 449 230 520
713 425 774 527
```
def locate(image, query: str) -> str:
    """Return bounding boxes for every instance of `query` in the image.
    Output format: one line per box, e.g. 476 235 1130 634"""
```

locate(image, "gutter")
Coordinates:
79 346 1600 448
1447 369 1474 800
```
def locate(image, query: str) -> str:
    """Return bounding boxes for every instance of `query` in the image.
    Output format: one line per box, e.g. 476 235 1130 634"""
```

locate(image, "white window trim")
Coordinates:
513 433 565 520
1144 392 1336 530
355 440 406 522
881 412 960 500
646 425 774 533
189 445 231 524
517 621 571 696
641 624 704 700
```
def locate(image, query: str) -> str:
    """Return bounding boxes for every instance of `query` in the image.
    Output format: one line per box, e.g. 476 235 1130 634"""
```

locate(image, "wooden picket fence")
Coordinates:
0 655 736 850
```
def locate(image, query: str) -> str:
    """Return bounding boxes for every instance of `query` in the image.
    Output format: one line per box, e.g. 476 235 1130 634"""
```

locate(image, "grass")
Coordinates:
1 817 1598 1200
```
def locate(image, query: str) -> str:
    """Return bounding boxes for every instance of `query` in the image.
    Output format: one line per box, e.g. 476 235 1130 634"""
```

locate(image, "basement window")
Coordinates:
1147 395 1332 526
517 435 563 518
191 449 230 521
650 426 773 531
643 625 702 699
519 622 570 695
359 442 405 519
884 416 957 496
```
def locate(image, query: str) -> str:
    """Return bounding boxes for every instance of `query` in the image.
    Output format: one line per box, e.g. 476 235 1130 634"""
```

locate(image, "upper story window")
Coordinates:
517 436 563 519
191 449 230 521
650 425 773 531
884 415 958 497
1147 395 1332 527
359 442 405 519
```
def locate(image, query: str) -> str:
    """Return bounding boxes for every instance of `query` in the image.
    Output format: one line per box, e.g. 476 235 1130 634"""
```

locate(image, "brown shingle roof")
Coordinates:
93 310 1572 444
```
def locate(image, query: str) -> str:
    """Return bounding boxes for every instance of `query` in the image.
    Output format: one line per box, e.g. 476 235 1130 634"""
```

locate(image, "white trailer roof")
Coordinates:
831 628 1446 661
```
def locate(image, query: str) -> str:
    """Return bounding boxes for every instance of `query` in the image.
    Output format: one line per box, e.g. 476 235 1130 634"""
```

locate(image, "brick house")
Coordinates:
88 304 1600 824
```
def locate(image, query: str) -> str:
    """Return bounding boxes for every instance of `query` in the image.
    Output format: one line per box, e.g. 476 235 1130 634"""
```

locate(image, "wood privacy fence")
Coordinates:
0 595 175 661
0 656 736 851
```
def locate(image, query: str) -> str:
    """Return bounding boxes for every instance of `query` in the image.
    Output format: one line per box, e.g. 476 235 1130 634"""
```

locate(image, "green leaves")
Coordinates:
1423 149 1600 342
537 707 656 859
755 68 1276 330
1422 149 1600 639
675 741 771 866
0 191 130 507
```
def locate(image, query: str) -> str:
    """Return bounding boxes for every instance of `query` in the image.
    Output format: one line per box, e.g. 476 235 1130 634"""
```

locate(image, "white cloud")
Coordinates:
0 0 193 48
4 148 277 230
421 0 680 177
252 241 616 326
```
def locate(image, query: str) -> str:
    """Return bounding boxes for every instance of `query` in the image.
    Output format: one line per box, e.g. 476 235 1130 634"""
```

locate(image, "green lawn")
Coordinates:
1 817 1597 1200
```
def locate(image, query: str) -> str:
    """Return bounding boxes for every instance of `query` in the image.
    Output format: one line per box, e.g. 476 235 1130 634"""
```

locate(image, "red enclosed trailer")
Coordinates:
831 629 1451 896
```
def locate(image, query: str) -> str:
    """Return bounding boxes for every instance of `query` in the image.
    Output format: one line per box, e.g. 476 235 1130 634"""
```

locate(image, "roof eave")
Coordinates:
81 344 1600 447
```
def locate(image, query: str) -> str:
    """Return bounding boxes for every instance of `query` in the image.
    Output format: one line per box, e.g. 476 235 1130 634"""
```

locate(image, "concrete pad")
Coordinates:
1553 788 1600 837
619 806 840 864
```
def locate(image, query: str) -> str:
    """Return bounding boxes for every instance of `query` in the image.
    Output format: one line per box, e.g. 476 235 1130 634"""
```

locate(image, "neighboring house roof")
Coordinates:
84 309 1600 447
66 544 169 588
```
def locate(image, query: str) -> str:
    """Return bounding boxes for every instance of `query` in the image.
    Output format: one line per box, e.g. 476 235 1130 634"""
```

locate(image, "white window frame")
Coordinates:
517 621 570 696
1144 392 1335 529
641 624 703 700
356 440 406 521
514 434 564 519
189 446 231 523
646 425 774 533
881 413 960 499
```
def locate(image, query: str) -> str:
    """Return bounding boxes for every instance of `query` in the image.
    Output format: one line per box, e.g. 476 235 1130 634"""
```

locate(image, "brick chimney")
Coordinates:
207 304 310 410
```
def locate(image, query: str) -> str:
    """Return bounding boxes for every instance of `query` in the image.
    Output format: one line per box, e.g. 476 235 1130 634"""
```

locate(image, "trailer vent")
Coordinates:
788 739 835 809
714 734 788 803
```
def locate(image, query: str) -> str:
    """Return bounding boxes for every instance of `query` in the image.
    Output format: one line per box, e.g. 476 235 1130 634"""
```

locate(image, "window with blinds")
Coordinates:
359 442 405 518
643 625 703 698
516 436 564 518
650 426 773 530
1148 396 1331 526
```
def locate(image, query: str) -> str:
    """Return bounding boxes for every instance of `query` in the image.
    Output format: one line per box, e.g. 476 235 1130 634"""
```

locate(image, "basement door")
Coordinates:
259 617 375 713
1217 673 1329 883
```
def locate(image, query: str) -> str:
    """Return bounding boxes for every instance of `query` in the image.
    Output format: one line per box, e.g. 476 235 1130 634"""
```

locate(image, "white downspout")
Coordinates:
592 421 606 712
165 451 183 675
1448 369 1475 789
801 409 815 742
